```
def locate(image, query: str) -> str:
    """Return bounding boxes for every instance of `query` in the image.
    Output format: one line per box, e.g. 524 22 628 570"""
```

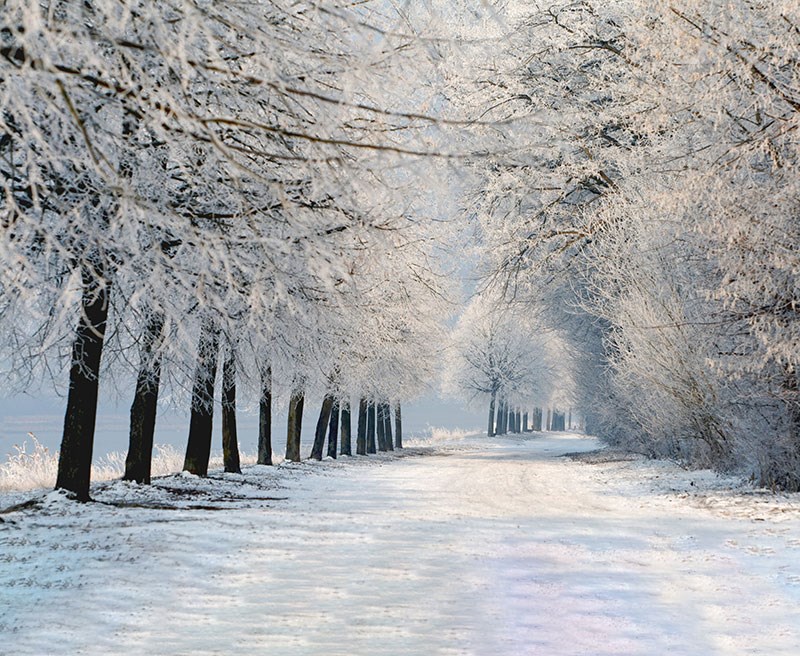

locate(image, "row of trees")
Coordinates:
493 407 571 435
442 285 574 436
461 1 800 488
0 1 455 500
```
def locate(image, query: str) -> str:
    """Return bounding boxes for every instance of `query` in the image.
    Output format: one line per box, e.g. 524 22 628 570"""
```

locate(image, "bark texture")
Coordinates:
327 400 340 459
257 366 272 465
124 311 165 484
376 402 386 451
356 397 367 455
340 400 352 456
221 343 241 474
310 394 335 460
56 264 111 501
286 391 304 462
367 401 377 454
394 402 403 449
487 391 497 437
383 402 394 451
183 320 220 476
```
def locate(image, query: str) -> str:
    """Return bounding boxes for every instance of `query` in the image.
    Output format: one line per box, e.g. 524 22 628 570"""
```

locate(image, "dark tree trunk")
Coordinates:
376 402 386 451
546 407 552 432
356 397 367 455
124 237 176 484
367 401 377 454
286 390 304 462
310 394 335 460
383 402 394 451
515 408 522 433
257 366 272 465
221 342 241 474
340 400 352 456
124 311 165 485
394 401 403 449
487 391 497 437
495 398 504 435
183 320 220 476
523 411 529 433
327 400 340 459
55 264 111 501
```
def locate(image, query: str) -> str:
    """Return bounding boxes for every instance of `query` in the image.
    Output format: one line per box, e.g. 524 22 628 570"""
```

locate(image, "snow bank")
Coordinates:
3 434 800 655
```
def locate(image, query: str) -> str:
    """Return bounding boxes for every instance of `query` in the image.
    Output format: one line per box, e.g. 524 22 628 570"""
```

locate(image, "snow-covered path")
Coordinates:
3 433 800 655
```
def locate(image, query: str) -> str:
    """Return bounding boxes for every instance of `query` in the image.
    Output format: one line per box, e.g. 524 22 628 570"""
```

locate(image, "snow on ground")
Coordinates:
2 432 800 655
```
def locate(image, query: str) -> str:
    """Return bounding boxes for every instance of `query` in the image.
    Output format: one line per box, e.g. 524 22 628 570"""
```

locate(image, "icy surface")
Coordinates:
2 433 800 655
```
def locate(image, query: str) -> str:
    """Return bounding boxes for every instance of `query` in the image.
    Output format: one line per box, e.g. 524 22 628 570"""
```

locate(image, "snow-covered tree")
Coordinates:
0 0 462 496
463 0 800 487
443 289 560 436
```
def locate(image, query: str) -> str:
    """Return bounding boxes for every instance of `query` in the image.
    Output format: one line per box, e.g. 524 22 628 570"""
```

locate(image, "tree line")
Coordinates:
0 1 452 501
456 1 800 489
7 1 797 495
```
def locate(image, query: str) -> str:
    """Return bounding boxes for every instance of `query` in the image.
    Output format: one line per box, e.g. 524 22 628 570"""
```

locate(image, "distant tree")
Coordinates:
443 291 559 437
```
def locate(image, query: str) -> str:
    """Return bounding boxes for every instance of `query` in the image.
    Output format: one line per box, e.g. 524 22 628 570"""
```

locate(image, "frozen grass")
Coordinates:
0 436 57 492
404 425 480 446
0 435 257 492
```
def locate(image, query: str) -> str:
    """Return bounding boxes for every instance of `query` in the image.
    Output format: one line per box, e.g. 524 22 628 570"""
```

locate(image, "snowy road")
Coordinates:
3 433 800 655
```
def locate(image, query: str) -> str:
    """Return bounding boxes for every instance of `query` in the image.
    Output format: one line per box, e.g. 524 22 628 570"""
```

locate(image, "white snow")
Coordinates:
2 433 800 655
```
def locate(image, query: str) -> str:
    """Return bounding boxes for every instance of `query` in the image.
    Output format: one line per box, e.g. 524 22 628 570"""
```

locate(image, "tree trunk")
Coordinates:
340 400 352 456
124 311 165 485
356 397 367 455
183 320 220 476
367 400 377 454
546 407 552 432
523 411 529 433
286 390 304 462
515 408 522 433
327 400 340 459
55 263 111 501
376 402 386 451
394 401 403 449
257 366 272 465
487 391 497 437
221 341 241 474
495 398 504 435
124 238 176 483
310 394 334 460
384 402 394 451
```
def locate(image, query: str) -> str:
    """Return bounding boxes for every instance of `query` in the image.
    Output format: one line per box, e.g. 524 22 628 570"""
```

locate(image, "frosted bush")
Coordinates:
0 437 257 492
0 436 59 492
404 426 479 447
